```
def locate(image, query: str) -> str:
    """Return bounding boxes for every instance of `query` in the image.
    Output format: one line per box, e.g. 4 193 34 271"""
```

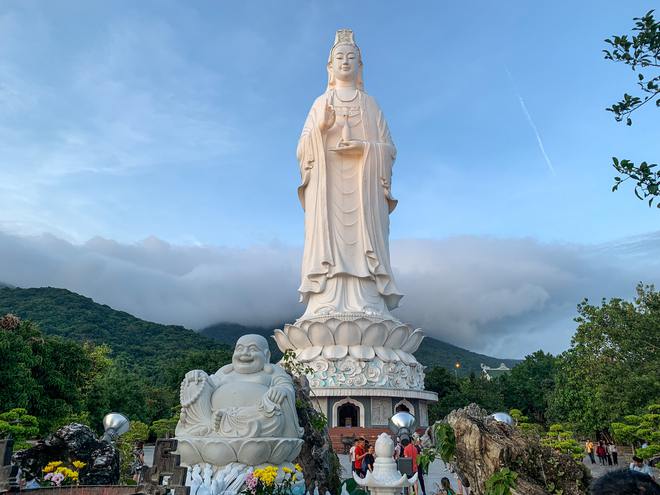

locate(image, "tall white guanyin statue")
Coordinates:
296 28 402 319
274 30 425 392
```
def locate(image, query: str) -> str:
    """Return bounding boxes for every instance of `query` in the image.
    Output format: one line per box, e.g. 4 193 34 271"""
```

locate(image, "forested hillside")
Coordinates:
0 287 227 375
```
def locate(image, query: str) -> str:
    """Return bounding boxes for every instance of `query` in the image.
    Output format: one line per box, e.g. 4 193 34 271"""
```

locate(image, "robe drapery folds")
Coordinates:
296 90 403 312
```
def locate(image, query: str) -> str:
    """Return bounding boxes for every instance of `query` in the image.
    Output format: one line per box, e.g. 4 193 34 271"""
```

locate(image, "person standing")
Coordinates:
403 439 419 495
596 442 607 466
131 441 145 483
354 437 367 477
349 439 357 473
364 445 375 473
414 436 427 495
585 440 596 464
608 443 618 466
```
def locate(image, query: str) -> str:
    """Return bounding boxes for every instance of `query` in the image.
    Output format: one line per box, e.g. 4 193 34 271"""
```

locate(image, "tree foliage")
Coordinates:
0 408 39 450
611 403 660 459
540 424 584 461
500 350 558 425
548 283 660 434
604 10 659 206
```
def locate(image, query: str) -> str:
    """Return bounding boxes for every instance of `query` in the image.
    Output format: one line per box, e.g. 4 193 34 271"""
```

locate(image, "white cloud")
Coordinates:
1 230 657 358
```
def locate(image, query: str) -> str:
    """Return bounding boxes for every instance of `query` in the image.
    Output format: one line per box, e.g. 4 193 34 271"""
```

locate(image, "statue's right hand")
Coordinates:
319 99 335 132
184 370 207 386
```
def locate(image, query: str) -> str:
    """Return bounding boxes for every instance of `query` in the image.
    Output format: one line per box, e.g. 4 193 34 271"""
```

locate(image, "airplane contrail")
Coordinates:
505 68 556 176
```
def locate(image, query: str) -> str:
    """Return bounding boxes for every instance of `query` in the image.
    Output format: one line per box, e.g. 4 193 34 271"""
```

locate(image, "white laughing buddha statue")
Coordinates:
175 334 304 471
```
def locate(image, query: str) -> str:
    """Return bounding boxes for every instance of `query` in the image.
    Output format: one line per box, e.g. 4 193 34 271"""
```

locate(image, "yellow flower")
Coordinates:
292 474 297 482
72 461 86 469
43 465 54 473
282 467 293 474
294 463 302 472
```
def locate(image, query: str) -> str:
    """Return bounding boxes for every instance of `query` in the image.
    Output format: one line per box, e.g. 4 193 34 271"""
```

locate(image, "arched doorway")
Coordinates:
337 402 359 427
394 399 415 416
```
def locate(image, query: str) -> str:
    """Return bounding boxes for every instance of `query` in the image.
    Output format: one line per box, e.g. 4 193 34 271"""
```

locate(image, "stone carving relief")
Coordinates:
306 355 425 391
371 398 392 426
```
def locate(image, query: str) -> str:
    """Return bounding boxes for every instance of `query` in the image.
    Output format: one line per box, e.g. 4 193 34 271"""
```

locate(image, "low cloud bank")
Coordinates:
1 230 658 357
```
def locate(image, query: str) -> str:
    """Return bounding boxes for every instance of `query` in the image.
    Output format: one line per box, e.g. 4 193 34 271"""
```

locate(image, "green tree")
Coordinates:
541 424 584 461
548 284 660 434
0 315 107 433
0 408 39 450
611 403 660 459
603 10 659 206
500 351 558 425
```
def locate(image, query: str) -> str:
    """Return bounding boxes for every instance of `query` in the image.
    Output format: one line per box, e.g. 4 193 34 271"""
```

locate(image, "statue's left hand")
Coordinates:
266 387 286 405
331 140 365 154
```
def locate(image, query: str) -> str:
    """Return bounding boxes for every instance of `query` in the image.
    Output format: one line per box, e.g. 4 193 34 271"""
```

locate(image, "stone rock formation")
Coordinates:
441 404 589 495
292 374 341 494
12 423 120 485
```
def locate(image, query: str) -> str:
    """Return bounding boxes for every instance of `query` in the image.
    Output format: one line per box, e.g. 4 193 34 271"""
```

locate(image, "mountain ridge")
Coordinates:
0 286 518 374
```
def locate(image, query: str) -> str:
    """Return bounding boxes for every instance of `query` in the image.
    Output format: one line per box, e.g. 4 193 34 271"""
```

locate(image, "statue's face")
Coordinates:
233 336 269 374
331 43 359 83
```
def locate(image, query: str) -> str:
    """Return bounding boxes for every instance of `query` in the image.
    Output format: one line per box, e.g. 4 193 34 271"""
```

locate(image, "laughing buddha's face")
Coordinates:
232 335 270 374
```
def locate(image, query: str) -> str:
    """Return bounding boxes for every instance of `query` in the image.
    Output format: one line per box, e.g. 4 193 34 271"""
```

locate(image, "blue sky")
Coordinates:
1 1 658 357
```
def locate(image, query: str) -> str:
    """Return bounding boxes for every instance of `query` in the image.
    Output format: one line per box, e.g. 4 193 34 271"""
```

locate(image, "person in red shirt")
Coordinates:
403 439 419 495
354 437 367 476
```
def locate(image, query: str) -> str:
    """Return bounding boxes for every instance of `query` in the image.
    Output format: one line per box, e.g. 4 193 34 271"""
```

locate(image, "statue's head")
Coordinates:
233 334 271 374
327 29 364 90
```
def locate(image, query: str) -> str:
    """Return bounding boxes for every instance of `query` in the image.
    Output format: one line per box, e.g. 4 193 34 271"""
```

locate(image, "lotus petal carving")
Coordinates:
349 345 375 360
298 346 322 361
334 321 361 345
269 439 293 465
323 344 348 360
394 349 417 366
238 440 270 465
362 323 388 346
273 329 293 351
374 346 399 362
308 322 334 346
400 328 424 353
384 325 411 348
273 317 425 365
286 325 312 348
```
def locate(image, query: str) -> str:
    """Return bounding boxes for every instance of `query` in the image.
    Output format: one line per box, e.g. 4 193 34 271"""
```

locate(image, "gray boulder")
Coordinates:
12 423 120 485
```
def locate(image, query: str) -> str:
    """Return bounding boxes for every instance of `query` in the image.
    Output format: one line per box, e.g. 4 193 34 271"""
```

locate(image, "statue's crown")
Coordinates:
334 29 356 47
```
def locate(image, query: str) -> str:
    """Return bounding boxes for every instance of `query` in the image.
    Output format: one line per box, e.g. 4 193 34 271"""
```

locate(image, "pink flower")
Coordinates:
51 473 65 485
245 472 258 492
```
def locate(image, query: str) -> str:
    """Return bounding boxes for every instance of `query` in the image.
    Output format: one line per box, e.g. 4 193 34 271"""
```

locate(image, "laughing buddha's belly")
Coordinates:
210 379 270 410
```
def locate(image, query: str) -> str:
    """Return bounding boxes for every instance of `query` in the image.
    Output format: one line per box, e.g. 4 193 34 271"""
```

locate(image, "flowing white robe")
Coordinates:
297 90 403 317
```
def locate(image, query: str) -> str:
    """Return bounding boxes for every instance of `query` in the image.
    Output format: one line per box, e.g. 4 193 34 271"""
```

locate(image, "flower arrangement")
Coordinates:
41 460 86 486
242 464 303 495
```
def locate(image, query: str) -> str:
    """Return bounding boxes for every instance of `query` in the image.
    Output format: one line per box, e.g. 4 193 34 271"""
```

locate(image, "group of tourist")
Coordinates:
349 437 375 477
350 434 472 495
585 439 619 466
350 435 431 494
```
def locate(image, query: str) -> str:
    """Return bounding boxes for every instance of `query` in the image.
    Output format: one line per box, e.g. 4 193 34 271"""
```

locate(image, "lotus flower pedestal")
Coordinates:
273 313 438 438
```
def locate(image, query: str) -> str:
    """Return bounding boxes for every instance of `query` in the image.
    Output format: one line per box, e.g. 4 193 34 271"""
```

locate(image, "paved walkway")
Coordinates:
338 454 456 493
145 447 635 491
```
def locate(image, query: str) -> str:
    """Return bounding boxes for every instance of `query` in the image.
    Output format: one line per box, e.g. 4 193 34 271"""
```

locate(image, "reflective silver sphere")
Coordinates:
489 412 515 426
101 412 130 442
389 412 416 432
